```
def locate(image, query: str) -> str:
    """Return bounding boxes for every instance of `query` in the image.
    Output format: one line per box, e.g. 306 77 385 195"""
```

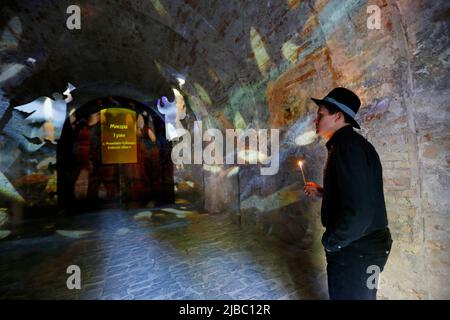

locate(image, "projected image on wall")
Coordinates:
101 108 137 164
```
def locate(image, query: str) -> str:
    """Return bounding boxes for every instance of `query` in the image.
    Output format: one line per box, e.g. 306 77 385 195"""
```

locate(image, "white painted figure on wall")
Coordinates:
157 88 187 141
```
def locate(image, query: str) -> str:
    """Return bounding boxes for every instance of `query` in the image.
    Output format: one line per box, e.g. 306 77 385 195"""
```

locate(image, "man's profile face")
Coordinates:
315 105 337 139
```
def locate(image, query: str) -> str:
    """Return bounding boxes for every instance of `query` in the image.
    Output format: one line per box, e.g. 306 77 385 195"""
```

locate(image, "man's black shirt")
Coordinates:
321 125 389 252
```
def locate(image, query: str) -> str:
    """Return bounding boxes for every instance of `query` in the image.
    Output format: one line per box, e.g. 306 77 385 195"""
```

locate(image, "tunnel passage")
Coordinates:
57 96 174 213
0 0 448 299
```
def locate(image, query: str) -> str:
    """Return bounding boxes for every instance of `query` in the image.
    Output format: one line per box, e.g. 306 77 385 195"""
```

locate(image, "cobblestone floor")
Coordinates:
0 204 328 300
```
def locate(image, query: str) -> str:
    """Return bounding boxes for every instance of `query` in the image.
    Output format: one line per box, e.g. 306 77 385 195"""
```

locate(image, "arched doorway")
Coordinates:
57 96 174 213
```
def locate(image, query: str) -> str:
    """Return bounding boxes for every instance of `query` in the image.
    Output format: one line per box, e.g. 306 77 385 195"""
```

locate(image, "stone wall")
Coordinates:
0 0 448 299
202 0 450 299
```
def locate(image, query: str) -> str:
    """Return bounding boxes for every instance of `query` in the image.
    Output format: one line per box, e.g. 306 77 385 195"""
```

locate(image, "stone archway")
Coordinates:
57 96 174 213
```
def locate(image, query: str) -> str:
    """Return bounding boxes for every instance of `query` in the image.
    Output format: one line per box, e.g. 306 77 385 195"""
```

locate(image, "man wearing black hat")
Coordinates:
304 87 392 300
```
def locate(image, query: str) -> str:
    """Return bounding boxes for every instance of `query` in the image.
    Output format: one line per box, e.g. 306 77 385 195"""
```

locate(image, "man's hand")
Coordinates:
303 181 324 198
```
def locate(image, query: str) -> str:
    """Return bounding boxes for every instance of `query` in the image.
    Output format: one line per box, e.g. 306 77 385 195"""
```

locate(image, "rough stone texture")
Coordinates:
204 167 240 214
0 0 449 299
0 208 8 228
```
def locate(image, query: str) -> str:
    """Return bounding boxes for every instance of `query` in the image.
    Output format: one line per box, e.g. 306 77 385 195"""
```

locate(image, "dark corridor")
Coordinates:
57 97 175 213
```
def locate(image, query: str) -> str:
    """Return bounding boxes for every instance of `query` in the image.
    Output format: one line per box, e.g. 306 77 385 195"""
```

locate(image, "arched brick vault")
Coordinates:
0 0 252 107
0 0 449 299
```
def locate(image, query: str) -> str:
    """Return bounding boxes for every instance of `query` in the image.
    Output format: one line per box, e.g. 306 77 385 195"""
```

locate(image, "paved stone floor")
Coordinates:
0 204 328 300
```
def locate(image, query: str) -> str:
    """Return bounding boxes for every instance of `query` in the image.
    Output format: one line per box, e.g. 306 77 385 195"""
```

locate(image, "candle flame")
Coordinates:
298 160 303 167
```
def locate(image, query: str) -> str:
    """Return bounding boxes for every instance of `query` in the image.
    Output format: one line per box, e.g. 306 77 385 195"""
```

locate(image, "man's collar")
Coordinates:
325 125 353 151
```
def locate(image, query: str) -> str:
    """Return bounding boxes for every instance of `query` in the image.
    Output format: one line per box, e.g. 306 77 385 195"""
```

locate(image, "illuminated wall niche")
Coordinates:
100 108 137 164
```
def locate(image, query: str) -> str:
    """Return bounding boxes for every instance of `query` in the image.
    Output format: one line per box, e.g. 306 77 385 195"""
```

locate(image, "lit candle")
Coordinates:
298 160 306 185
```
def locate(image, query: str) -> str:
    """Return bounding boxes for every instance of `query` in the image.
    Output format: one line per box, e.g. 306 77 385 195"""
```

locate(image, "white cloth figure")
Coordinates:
157 88 187 141
14 92 67 145
63 82 76 103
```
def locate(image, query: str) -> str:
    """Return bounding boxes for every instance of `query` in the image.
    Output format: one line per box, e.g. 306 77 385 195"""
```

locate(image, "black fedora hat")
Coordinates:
311 87 361 129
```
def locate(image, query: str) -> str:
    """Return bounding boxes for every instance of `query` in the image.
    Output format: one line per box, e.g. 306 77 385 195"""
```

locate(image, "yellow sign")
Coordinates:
101 108 137 164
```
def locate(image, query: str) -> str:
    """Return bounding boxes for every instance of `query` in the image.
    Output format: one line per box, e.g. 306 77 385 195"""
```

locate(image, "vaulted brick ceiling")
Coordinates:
1 0 295 105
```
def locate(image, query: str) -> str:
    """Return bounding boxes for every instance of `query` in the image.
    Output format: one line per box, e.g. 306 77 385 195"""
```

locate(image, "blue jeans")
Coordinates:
325 228 392 300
